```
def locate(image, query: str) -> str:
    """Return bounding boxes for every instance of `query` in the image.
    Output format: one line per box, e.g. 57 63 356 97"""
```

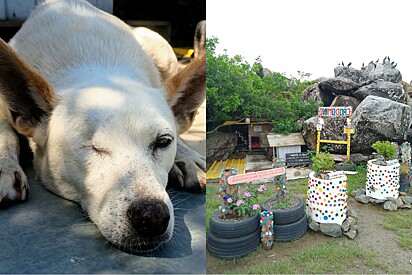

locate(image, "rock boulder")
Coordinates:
351 96 412 153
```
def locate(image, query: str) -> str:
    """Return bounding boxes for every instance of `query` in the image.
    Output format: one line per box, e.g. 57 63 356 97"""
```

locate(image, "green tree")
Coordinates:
206 37 320 134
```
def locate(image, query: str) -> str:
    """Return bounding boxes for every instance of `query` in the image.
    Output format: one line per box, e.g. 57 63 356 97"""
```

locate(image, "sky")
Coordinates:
207 0 412 82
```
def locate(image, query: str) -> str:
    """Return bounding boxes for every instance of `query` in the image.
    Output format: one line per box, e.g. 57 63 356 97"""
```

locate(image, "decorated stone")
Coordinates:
218 168 240 212
260 211 274 250
366 159 399 200
306 172 348 225
272 158 288 201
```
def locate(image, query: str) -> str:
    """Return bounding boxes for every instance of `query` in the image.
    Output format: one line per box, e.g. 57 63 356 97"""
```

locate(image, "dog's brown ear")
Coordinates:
166 54 206 134
0 38 57 137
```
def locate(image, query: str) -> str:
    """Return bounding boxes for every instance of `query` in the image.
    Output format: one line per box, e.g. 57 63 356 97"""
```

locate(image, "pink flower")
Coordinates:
244 191 251 197
258 184 267 192
227 198 233 203
236 200 244 206
253 204 260 210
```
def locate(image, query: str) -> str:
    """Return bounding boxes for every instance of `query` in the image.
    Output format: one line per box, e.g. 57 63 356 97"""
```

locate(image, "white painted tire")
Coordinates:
306 172 348 225
366 159 399 200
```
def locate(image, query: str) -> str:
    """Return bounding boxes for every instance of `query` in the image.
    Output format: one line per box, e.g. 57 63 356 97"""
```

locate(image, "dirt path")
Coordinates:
206 197 412 274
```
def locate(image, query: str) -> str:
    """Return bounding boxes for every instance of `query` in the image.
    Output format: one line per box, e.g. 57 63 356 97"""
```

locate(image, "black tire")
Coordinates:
209 211 260 238
206 228 261 259
273 214 307 242
261 197 305 225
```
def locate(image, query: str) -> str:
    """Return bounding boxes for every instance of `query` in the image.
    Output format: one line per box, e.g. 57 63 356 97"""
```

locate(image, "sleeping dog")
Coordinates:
0 0 205 252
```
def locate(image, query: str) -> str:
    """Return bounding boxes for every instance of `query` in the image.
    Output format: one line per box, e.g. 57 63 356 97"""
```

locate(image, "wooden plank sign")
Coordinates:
286 152 310 167
227 167 286 185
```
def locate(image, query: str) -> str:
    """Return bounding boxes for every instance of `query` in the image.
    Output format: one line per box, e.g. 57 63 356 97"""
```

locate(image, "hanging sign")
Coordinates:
344 127 355 134
318 106 352 117
227 167 286 185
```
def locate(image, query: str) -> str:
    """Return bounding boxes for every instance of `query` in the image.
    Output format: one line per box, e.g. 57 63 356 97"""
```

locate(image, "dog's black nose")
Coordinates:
127 200 170 238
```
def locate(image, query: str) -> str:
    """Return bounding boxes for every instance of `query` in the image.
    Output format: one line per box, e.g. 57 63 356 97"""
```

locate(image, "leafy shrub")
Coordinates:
206 37 320 134
371 141 396 161
311 152 335 175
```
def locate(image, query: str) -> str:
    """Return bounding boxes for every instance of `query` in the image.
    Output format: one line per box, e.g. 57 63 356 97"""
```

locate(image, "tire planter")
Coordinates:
366 159 399 200
207 211 261 259
262 197 305 225
307 172 348 225
273 215 307 242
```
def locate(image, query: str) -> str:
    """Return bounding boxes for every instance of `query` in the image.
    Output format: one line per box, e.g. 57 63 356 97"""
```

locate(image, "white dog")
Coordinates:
0 0 205 252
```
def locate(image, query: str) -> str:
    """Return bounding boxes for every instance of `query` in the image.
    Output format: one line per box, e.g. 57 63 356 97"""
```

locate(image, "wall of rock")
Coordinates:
303 58 412 154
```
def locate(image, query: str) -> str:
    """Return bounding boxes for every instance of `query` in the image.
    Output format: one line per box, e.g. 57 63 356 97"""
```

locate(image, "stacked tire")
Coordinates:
207 211 261 259
261 197 307 242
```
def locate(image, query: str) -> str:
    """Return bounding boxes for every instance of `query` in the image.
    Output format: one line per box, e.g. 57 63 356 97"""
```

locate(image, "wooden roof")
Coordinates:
267 133 306 147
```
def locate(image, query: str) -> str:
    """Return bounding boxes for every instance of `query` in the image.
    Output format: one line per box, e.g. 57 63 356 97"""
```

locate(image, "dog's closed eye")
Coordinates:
151 134 174 154
82 144 112 156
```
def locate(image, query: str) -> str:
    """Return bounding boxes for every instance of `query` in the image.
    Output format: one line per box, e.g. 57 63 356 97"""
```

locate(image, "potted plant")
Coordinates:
207 168 267 259
366 141 399 200
399 164 410 192
261 158 307 242
307 152 348 225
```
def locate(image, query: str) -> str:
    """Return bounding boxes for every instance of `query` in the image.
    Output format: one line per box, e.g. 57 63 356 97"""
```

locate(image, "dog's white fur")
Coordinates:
0 0 205 252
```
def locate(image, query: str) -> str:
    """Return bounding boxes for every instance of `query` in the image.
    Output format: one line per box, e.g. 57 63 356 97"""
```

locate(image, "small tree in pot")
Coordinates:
307 152 348 225
366 141 399 200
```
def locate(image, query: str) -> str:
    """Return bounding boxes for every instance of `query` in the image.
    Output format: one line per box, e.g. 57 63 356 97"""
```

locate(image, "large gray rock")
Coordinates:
318 76 360 96
352 80 406 103
351 96 412 153
334 62 402 84
206 131 237 160
330 95 362 111
303 83 335 106
320 223 342 237
301 117 318 150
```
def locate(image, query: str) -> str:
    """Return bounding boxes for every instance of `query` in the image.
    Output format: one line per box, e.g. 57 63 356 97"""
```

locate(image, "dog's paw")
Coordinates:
0 158 28 205
169 154 206 192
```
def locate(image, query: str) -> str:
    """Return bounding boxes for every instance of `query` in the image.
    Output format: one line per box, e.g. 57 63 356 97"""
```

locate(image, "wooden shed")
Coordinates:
221 119 274 151
266 133 306 160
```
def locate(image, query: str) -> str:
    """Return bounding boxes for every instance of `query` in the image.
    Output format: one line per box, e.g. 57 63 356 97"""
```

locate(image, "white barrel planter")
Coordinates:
306 172 348 225
366 159 399 200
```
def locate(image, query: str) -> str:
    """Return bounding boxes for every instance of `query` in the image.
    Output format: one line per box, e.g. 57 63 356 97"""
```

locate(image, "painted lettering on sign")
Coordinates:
318 106 352 117
227 167 286 185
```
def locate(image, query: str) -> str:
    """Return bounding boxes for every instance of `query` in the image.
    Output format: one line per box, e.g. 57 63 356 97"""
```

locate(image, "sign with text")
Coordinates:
318 106 352 117
227 167 286 185
286 152 310 167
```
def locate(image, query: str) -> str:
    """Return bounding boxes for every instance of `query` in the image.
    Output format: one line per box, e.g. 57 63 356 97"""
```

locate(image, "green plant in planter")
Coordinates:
311 152 335 177
371 141 396 161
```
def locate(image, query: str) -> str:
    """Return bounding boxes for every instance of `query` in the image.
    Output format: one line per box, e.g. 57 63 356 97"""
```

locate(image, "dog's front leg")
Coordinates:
168 138 206 192
0 120 28 203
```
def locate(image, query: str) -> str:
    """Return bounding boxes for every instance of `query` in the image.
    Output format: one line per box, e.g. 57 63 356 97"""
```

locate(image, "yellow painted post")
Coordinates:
347 131 351 159
316 130 321 154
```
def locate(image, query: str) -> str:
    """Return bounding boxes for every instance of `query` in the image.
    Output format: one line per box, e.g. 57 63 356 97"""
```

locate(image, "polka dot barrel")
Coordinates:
366 159 399 200
306 172 348 225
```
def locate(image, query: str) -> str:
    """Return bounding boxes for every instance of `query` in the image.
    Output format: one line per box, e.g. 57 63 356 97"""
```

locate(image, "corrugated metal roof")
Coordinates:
267 133 306 147
206 158 246 180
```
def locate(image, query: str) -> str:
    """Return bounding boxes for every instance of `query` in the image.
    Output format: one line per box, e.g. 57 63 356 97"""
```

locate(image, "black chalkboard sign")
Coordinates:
286 152 310 167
